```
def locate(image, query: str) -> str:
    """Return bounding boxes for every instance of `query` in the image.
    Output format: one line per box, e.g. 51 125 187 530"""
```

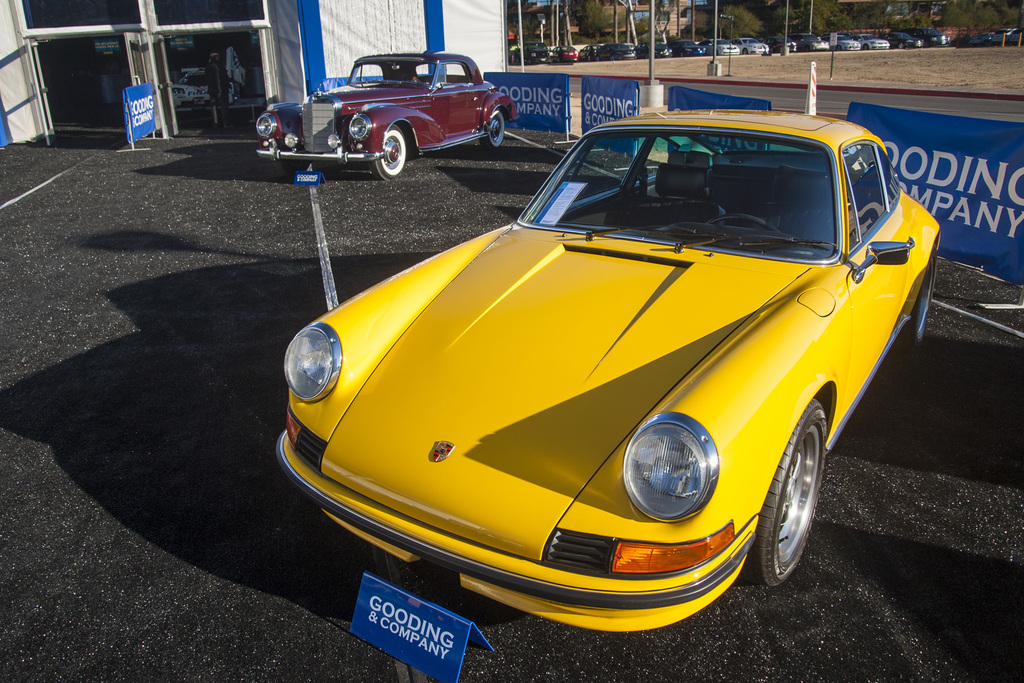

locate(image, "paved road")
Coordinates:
0 123 1022 681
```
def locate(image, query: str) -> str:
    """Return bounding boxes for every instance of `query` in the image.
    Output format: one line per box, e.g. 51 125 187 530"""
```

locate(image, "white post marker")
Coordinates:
805 61 817 116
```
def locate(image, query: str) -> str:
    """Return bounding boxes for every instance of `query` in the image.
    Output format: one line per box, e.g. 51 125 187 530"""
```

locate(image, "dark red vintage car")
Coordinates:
255 53 517 180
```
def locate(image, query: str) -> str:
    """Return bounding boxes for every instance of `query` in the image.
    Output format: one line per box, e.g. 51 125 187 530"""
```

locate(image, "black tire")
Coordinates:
743 399 827 586
908 249 937 347
479 109 505 149
370 127 407 180
275 160 305 178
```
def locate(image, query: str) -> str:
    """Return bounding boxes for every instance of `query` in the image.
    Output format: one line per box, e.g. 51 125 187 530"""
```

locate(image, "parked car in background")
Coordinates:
636 42 672 59
699 39 740 56
885 31 925 49
597 43 637 60
524 42 552 64
764 36 797 53
731 37 769 55
966 32 1004 47
277 110 940 632
789 33 829 52
255 53 517 180
171 69 237 109
578 44 602 62
904 27 950 46
667 39 709 57
551 45 579 63
849 33 890 50
832 35 863 51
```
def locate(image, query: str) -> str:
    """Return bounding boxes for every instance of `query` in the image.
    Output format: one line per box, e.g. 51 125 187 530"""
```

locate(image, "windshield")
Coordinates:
349 60 435 87
520 129 838 260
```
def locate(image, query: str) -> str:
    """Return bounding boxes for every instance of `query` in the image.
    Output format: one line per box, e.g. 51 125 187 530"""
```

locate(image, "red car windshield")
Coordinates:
349 60 435 87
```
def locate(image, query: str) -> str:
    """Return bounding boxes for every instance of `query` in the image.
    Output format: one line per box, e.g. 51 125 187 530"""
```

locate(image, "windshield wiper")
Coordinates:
736 235 835 249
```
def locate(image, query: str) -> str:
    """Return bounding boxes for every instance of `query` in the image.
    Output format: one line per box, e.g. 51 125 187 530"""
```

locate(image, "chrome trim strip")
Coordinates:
420 131 488 152
826 313 910 451
256 149 382 163
276 432 753 610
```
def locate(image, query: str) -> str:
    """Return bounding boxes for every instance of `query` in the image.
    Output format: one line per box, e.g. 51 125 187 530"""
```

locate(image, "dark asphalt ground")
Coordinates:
1 116 1022 682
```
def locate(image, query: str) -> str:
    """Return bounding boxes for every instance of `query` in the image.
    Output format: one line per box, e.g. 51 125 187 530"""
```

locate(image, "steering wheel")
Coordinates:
708 213 781 232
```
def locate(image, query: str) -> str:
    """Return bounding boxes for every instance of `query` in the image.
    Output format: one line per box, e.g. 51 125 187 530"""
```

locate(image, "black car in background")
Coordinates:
885 31 925 49
636 42 672 59
524 42 551 64
764 36 797 53
666 39 708 57
597 43 637 60
904 27 950 46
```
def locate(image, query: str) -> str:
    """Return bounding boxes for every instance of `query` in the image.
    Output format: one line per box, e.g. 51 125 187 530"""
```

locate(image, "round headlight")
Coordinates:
256 113 277 138
327 133 341 149
284 133 299 149
623 414 719 521
284 323 342 401
349 113 371 140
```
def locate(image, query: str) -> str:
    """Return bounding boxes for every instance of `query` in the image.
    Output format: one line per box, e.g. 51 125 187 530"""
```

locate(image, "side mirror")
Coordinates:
851 238 914 283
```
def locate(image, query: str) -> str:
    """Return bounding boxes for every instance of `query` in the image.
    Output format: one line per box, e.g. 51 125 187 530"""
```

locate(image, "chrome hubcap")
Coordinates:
777 428 820 567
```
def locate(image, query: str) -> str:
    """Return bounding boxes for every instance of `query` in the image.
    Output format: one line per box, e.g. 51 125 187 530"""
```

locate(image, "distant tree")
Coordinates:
578 0 608 38
720 5 764 38
941 0 1018 28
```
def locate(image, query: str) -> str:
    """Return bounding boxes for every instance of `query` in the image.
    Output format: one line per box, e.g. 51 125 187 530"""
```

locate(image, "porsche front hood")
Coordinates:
320 231 804 560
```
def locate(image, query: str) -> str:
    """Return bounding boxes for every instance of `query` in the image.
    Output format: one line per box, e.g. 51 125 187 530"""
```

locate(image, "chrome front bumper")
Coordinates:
257 146 382 164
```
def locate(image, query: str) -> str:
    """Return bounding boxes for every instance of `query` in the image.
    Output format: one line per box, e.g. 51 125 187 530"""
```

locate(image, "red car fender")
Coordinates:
358 104 446 151
480 89 518 126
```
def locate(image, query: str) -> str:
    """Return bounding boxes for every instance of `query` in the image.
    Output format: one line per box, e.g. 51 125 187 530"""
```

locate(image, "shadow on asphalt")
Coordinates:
0 240 443 623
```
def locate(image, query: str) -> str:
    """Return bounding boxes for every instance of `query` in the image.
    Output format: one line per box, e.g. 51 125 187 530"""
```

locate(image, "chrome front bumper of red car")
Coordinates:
276 431 755 611
256 146 382 164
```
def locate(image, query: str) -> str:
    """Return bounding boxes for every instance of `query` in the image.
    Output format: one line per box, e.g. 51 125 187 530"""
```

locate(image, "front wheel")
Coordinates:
743 399 827 586
370 127 407 180
480 109 505 148
909 249 938 347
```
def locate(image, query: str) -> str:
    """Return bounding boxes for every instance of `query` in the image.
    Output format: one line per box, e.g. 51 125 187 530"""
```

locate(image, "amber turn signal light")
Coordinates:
612 521 735 574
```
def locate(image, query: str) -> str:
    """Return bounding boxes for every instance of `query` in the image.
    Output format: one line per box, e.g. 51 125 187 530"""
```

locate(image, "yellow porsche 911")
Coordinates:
277 111 939 631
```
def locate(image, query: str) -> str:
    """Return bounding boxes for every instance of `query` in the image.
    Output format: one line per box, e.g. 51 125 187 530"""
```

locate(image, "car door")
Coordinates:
430 61 478 139
841 141 913 407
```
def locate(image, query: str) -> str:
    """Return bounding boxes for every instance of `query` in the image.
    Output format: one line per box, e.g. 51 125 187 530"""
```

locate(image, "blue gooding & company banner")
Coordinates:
849 102 1024 285
484 72 569 134
350 572 492 683
122 82 156 145
581 76 638 133
667 85 772 112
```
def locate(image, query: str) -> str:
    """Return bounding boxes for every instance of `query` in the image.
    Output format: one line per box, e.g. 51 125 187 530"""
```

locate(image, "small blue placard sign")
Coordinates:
350 572 492 683
293 170 324 186
123 83 156 144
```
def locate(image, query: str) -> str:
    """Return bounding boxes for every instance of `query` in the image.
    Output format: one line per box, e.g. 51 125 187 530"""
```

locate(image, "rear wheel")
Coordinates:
743 399 827 586
370 127 407 180
480 109 505 148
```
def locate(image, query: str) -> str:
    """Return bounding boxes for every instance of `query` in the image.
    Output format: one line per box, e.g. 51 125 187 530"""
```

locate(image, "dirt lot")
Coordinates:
532 46 1024 92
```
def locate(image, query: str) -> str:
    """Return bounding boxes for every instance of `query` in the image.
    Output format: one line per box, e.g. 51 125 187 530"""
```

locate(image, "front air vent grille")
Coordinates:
295 427 328 471
545 529 616 573
302 101 336 153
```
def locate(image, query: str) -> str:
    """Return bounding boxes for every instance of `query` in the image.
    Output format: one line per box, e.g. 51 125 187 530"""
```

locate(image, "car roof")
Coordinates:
594 110 873 148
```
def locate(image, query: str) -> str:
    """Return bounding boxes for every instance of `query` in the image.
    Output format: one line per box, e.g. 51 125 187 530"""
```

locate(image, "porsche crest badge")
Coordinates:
430 441 455 462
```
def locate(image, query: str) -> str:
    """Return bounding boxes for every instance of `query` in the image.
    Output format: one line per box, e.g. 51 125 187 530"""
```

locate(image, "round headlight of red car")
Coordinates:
284 323 342 401
256 113 277 138
349 113 371 140
623 414 719 521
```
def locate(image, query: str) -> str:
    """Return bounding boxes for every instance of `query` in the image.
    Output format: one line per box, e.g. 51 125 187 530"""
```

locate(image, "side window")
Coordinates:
415 63 435 84
843 143 887 249
442 62 471 86
879 147 902 206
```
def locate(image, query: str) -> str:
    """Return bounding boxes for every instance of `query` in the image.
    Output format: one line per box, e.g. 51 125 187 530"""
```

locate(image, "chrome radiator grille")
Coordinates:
302 101 336 152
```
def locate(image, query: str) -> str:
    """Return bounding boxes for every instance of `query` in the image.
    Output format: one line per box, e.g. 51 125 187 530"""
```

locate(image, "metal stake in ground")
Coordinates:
306 165 339 310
